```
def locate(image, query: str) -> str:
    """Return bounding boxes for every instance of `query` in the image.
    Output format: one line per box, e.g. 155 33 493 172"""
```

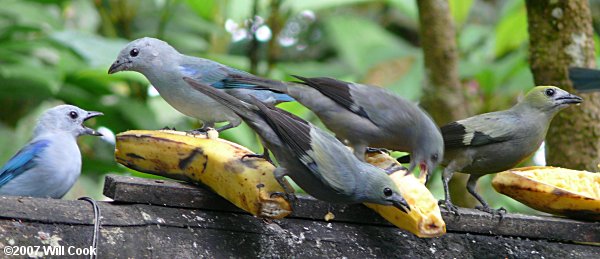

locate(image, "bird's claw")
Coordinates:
160 126 176 131
270 191 296 202
365 147 390 154
185 127 216 136
476 205 507 219
438 199 460 216
241 153 274 165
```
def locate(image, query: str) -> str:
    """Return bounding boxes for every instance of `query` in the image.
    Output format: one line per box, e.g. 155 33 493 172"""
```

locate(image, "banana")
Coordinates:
115 130 292 219
115 130 446 235
364 152 446 238
492 166 600 220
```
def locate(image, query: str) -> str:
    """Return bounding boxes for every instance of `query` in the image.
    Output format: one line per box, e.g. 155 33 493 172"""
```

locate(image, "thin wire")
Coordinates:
78 197 100 259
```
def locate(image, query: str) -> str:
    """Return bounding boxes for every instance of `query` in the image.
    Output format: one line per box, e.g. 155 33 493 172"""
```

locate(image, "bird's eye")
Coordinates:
130 48 139 57
383 188 393 197
431 154 439 162
69 111 78 119
545 88 555 97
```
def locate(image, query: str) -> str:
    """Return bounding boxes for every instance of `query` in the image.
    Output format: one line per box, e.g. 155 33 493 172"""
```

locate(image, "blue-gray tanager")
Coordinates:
230 75 443 183
439 86 582 215
108 37 293 132
0 105 103 198
183 77 410 212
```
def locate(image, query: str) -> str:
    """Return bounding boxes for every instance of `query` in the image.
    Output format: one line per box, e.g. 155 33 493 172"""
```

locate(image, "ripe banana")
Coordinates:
492 166 600 220
364 152 446 238
115 130 446 236
115 130 292 219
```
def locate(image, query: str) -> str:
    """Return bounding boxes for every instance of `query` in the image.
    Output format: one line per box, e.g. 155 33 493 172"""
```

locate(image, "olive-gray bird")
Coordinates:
439 86 582 215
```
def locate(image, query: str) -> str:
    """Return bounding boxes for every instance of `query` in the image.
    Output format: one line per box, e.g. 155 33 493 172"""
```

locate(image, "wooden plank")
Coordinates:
103 175 600 243
0 196 597 258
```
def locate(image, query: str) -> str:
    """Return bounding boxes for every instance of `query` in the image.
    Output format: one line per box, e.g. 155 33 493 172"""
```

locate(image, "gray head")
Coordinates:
409 117 444 184
34 105 103 137
359 163 411 213
108 37 179 74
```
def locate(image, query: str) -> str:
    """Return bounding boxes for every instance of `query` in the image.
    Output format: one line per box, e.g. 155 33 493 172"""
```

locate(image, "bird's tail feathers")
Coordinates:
183 77 258 121
569 67 600 92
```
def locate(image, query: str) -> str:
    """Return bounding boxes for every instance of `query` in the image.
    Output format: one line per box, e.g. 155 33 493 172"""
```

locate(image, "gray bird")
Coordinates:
231 75 444 183
439 86 582 215
183 77 411 212
108 37 292 132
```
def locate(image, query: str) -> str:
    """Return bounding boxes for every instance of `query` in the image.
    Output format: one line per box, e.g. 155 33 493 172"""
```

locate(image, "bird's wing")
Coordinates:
251 98 352 194
180 60 293 103
349 84 421 129
179 60 256 89
441 111 518 149
293 76 372 119
0 139 51 187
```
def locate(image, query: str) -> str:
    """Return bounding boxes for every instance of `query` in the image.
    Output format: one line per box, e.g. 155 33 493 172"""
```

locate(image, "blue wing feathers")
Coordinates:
0 139 51 187
179 63 293 102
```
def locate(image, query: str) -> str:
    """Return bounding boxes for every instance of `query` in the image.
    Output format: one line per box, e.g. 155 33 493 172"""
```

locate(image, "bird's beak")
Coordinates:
556 93 583 105
82 111 103 136
391 193 411 213
108 60 124 74
420 162 433 185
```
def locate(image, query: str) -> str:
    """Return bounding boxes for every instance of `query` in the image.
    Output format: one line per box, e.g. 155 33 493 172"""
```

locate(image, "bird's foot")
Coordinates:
476 205 507 219
270 191 296 202
186 127 218 138
438 199 460 217
160 126 176 131
270 191 297 209
366 147 390 154
241 153 274 165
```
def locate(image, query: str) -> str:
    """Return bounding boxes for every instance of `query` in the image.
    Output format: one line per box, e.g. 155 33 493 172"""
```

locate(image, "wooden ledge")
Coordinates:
103 174 600 243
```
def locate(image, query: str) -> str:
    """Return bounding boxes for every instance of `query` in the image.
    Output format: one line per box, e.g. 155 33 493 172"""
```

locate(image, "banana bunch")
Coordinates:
115 130 292 219
492 166 600 220
364 152 446 238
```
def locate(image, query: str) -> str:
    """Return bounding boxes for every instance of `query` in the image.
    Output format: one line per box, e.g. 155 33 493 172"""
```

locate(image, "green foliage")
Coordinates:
0 0 583 215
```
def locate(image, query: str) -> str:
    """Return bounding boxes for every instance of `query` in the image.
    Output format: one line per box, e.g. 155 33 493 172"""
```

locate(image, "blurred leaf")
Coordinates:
494 2 527 57
114 97 159 129
0 0 63 31
185 0 218 21
0 63 61 98
387 0 418 22
325 15 415 73
284 0 371 12
51 30 129 68
449 0 474 27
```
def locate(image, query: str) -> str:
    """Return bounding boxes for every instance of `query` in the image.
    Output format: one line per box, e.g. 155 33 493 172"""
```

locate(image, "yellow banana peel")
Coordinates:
492 166 600 220
364 152 446 237
115 130 446 235
115 130 292 219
